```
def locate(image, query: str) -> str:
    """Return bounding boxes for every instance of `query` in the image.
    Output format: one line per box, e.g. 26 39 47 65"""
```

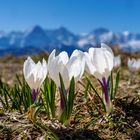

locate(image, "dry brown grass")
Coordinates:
0 52 140 140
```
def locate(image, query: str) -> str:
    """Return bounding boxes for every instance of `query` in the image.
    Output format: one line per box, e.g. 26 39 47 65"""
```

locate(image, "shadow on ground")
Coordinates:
116 97 140 122
52 128 102 140
115 97 140 140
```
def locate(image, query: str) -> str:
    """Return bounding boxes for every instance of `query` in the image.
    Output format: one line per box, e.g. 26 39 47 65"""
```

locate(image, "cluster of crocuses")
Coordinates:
23 43 115 122
127 58 140 72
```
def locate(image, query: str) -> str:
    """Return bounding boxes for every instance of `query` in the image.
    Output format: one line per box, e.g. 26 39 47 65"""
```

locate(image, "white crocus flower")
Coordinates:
85 43 114 81
114 55 121 68
23 57 47 102
84 43 114 113
48 49 85 90
127 58 140 72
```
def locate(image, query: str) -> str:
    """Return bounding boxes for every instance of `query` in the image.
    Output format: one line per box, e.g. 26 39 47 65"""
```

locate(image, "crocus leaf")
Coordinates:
108 71 114 100
50 80 56 118
67 76 75 119
59 73 67 110
84 80 90 99
16 74 22 87
42 78 51 118
114 69 120 98
41 77 56 119
86 77 106 111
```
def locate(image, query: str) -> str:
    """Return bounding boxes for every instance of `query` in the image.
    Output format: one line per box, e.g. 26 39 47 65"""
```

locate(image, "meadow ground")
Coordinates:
0 52 140 140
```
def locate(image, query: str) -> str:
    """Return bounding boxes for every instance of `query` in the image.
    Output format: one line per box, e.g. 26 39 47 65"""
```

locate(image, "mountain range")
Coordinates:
0 25 140 56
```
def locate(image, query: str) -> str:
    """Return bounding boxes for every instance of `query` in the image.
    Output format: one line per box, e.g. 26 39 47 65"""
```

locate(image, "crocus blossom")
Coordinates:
48 49 85 111
85 43 114 80
48 49 85 89
114 55 121 68
127 58 140 72
85 43 114 113
23 57 48 102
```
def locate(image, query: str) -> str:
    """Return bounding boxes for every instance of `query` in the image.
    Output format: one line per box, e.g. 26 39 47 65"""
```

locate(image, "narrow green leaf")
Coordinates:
86 77 106 111
109 71 114 100
41 89 51 119
42 79 51 118
4 87 13 102
0 95 6 109
59 73 68 123
84 80 90 99
16 74 22 87
114 69 120 98
3 89 9 109
59 73 67 108
67 77 75 119
50 80 56 118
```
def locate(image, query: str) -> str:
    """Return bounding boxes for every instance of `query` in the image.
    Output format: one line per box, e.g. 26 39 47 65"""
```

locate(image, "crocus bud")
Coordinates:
85 43 114 81
85 43 114 113
48 49 85 89
48 49 85 111
23 57 47 102
127 58 140 72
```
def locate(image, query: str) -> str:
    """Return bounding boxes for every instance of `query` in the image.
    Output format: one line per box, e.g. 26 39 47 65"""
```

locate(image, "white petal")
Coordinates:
94 49 107 72
58 51 69 64
42 58 48 78
48 59 60 87
23 56 35 79
25 73 35 89
70 49 85 76
67 57 83 83
104 54 114 73
49 56 66 87
34 61 42 81
104 51 114 72
80 56 85 78
70 49 83 59
84 52 96 75
61 66 70 89
48 49 56 67
48 50 57 81
101 43 114 56
88 47 95 62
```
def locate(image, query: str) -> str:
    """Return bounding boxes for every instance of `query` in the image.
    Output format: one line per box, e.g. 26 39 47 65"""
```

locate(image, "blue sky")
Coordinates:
0 0 140 33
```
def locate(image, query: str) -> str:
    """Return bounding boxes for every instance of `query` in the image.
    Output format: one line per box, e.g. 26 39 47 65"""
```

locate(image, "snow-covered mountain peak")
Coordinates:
91 27 110 35
0 26 140 56
123 31 129 36
24 25 45 37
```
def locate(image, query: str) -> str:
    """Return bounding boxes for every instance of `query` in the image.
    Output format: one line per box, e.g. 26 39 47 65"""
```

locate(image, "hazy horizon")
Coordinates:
0 25 140 35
